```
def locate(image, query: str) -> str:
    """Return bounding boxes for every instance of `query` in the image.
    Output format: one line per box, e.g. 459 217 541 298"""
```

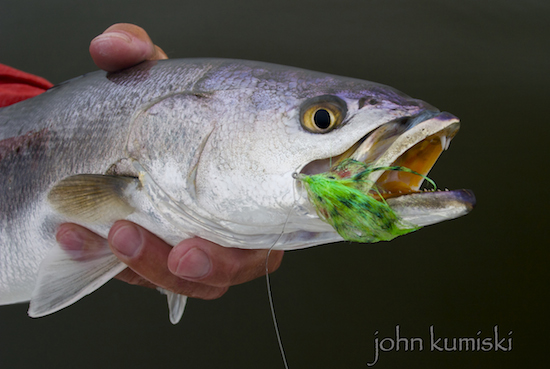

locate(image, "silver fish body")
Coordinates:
0 58 474 322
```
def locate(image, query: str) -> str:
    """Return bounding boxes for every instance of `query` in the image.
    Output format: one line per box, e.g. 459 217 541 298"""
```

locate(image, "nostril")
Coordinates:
358 97 380 109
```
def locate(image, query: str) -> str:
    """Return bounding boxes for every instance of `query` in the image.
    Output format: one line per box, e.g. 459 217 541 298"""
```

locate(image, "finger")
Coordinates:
56 223 157 288
167 238 284 288
57 223 108 257
89 23 168 72
108 220 228 299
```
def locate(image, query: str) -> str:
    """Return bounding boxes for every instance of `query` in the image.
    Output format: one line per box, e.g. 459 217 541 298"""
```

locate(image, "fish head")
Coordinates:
185 62 474 243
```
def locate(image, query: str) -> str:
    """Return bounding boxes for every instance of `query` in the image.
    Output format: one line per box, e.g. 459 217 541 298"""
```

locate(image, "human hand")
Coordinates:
57 221 283 299
57 24 284 299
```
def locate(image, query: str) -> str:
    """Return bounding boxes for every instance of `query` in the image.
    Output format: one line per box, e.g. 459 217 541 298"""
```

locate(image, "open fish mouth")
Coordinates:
300 111 476 227
350 111 460 198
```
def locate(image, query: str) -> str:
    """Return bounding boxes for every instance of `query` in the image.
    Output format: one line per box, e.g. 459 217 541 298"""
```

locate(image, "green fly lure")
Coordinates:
296 158 437 243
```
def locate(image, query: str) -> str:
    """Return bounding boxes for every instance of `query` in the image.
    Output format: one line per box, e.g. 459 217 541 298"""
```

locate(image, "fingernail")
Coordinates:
176 248 211 279
93 31 132 44
57 227 83 251
111 224 143 258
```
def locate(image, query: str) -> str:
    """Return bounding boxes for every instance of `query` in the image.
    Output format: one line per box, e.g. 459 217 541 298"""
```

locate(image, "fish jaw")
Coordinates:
386 189 476 227
297 111 475 231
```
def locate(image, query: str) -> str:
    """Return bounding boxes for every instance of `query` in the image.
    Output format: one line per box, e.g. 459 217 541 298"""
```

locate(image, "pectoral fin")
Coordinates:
48 174 140 223
28 242 127 318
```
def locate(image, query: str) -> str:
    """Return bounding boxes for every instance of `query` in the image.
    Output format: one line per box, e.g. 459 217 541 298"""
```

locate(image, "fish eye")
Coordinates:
300 95 347 133
313 109 331 129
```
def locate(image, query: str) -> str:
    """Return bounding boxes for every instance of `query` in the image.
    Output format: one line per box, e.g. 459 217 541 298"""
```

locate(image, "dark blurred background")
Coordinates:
1 0 548 368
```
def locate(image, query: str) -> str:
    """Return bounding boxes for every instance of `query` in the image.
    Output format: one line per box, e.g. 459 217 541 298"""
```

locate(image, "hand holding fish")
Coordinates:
64 23 283 299
57 221 283 300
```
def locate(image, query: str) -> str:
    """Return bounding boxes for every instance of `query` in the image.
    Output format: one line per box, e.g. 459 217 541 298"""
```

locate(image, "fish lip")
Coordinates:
388 188 476 210
385 189 476 227
454 188 477 209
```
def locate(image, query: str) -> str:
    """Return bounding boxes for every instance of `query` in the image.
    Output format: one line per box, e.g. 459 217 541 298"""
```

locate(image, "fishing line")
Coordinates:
265 249 289 369
264 149 336 369
265 198 294 369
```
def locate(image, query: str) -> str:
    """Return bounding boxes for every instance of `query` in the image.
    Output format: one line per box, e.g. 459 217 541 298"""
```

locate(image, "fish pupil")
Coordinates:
313 109 331 129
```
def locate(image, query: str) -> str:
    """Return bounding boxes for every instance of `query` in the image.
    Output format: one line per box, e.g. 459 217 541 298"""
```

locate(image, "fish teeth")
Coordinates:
441 135 451 150
440 135 451 151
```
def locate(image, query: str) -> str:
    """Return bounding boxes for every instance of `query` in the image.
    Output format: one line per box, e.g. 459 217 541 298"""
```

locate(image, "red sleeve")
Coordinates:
0 64 54 107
